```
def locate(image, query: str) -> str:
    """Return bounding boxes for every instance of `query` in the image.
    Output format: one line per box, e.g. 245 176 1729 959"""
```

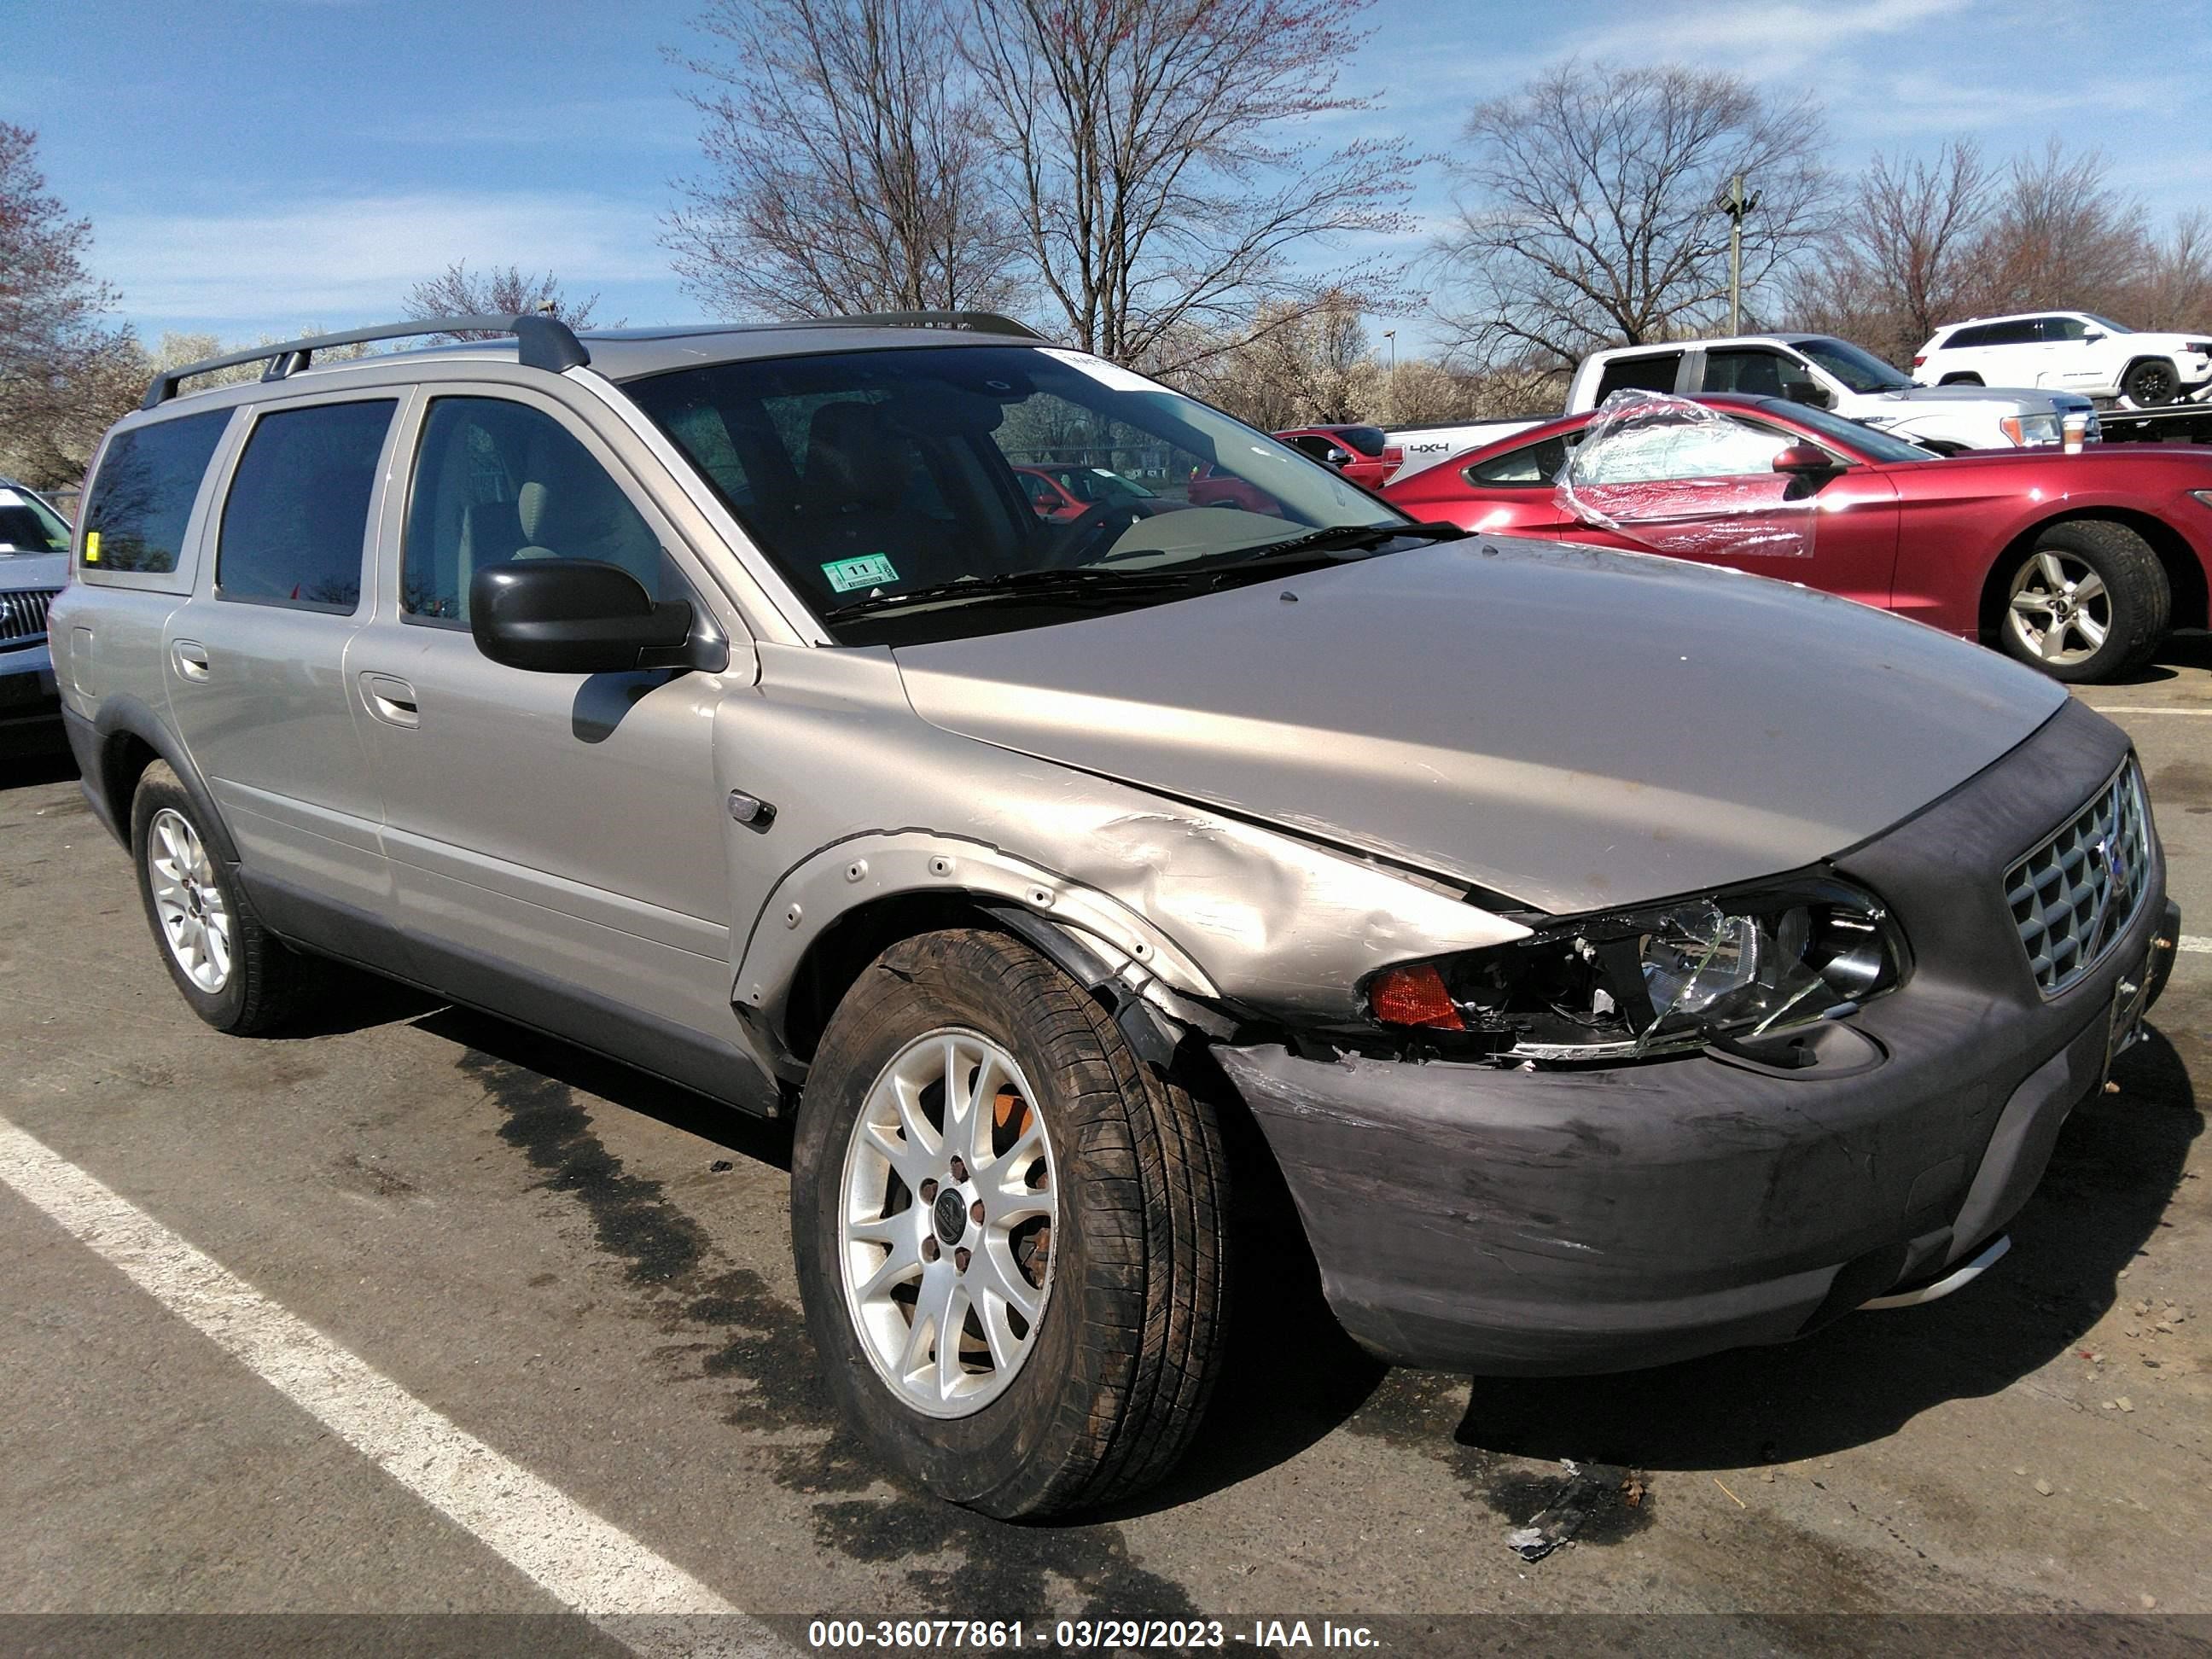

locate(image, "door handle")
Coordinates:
359 672 420 729
171 640 210 682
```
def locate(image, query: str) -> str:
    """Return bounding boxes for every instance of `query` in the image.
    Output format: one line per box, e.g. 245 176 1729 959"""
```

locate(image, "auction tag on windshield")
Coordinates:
1039 348 1163 394
822 553 899 593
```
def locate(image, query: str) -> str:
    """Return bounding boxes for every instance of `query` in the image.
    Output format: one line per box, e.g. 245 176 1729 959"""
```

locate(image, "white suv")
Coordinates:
1915 312 2212 407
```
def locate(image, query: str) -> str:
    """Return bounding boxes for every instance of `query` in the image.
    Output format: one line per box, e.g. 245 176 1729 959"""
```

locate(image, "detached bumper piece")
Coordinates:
1221 700 2177 1377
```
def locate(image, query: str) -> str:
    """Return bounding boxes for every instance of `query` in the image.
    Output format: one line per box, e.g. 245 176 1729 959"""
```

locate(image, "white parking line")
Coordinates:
2076 706 2212 715
0 1116 783 1658
2180 935 2212 955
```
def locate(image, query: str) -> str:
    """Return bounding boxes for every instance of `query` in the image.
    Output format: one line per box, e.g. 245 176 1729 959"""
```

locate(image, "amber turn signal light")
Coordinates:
1369 963 1464 1029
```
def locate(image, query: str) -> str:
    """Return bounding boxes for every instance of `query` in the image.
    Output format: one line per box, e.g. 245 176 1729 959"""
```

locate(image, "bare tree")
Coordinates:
0 123 142 488
666 0 1020 319
963 0 1418 370
1432 61 1829 373
1790 141 1989 365
1973 143 2145 317
2128 209 2212 332
401 261 614 337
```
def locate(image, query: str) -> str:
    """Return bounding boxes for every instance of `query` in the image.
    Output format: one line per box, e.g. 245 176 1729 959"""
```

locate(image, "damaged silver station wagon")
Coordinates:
52 312 2184 1517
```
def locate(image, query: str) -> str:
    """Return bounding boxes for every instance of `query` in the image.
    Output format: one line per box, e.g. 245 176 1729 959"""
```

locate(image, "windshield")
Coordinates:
625 344 1405 643
1767 399 1941 463
2083 313 2133 335
1791 338 1913 393
0 486 71 554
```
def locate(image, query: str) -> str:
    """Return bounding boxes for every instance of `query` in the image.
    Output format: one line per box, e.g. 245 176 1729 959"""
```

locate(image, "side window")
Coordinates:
0 487 70 553
1983 319 2039 346
1702 349 1786 396
1572 417 1790 486
218 400 395 612
79 411 230 573
1466 434 1569 486
1945 325 1988 351
2041 316 2088 342
403 398 667 624
1593 353 1682 401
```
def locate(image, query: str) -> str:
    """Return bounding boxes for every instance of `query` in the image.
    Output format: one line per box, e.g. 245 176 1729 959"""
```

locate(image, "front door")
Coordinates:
1557 408 1903 610
348 386 769 1104
160 393 400 927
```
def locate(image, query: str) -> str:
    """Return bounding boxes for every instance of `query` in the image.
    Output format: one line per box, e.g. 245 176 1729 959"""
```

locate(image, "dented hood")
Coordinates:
894 538 2067 915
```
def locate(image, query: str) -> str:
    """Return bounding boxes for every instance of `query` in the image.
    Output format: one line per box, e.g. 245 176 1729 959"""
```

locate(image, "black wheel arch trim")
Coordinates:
73 696 239 866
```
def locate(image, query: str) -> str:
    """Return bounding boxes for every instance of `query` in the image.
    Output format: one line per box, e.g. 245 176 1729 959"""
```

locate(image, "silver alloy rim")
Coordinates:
838 1028 1058 1418
147 807 231 993
2005 550 2110 667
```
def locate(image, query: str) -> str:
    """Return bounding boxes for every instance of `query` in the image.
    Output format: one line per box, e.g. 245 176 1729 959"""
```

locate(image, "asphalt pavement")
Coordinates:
2 638 2208 1655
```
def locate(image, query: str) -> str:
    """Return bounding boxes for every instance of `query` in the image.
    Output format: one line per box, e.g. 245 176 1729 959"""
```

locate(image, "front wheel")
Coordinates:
791 928 1228 1517
1999 521 2169 682
2121 358 2180 407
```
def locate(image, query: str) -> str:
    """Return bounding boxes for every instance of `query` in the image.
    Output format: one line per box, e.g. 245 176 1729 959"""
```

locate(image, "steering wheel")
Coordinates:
1040 499 1142 569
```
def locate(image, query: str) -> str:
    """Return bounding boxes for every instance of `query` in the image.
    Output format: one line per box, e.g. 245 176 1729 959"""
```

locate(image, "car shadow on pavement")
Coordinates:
1447 1015 2202 1472
1 749 78 790
2100 628 2212 685
408 1004 796 1172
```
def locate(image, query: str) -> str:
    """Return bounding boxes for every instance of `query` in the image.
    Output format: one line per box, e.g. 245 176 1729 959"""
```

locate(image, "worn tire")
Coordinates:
130 762 311 1034
791 928 1228 1518
2121 358 2180 407
1997 520 2170 683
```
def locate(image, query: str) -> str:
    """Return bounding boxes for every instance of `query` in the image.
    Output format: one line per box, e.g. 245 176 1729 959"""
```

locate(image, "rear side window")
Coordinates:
1942 324 1989 350
1978 319 2038 346
1465 434 1569 486
79 411 230 573
218 400 396 613
1593 353 1682 401
403 397 667 624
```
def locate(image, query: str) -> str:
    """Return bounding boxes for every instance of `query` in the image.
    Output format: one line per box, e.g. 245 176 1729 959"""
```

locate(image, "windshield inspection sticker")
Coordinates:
823 553 899 593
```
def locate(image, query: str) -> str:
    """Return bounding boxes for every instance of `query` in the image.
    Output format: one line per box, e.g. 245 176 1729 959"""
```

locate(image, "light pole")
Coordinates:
1716 173 1758 335
1383 329 1396 371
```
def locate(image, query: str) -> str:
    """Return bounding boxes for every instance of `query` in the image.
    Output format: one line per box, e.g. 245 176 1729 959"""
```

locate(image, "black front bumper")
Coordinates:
0 646 61 752
1220 699 2179 1376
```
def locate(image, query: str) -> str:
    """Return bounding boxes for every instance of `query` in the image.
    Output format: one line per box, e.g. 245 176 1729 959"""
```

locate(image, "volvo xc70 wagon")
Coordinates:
51 312 2182 1516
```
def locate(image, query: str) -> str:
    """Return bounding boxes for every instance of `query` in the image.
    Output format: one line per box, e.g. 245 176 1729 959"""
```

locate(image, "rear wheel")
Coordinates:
1999 521 2169 683
792 928 1228 1517
131 763 311 1033
1939 373 1983 387
2122 358 2180 407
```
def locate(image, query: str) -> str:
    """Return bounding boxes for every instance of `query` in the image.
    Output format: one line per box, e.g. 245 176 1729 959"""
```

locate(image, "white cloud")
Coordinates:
96 191 671 329
1566 0 1967 76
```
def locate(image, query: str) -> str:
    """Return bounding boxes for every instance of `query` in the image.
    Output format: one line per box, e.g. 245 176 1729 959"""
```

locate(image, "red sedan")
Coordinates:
1384 393 2212 681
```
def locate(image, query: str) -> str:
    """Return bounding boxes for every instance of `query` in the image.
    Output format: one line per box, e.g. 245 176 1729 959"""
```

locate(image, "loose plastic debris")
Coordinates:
1557 388 1820 561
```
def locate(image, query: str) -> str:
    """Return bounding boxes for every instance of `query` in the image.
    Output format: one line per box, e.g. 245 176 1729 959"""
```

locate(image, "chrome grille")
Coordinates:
0 587 58 646
2005 760 2151 996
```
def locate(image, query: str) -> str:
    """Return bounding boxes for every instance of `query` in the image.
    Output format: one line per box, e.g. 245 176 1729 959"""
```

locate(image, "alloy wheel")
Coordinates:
147 807 231 992
837 1028 1057 1418
2005 550 2110 667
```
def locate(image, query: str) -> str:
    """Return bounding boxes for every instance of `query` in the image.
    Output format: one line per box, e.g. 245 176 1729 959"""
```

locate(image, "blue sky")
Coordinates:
6 0 2207 356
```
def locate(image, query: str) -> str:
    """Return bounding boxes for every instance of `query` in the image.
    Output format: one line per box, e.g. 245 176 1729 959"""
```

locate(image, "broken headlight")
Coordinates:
1365 876 1906 1061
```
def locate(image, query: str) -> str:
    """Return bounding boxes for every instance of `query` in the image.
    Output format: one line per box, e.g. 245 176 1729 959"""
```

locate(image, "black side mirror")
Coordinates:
470 559 701 674
1782 381 1834 410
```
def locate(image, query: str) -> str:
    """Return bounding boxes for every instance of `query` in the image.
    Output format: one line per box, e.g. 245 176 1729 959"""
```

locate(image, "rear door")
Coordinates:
347 383 760 1089
160 391 401 925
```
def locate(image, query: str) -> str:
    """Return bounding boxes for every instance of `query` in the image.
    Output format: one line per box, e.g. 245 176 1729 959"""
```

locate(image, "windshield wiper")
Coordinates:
820 566 1196 622
1225 520 1469 563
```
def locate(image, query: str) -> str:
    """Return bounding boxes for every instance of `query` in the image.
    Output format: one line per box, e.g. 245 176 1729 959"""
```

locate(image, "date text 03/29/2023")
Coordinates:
803 1619 1382 1650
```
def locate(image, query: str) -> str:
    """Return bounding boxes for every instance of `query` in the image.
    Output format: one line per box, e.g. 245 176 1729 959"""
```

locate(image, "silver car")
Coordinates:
49 312 2182 1516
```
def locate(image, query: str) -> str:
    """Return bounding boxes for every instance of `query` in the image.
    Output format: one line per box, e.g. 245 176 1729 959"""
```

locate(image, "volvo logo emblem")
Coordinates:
933 1186 968 1246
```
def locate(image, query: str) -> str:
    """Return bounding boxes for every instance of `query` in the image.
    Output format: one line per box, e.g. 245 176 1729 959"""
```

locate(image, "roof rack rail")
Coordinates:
140 313 591 410
813 311 1045 340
